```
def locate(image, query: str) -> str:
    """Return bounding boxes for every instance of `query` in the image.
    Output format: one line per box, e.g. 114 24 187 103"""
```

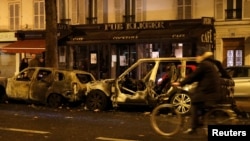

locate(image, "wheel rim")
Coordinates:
87 91 106 110
172 93 191 114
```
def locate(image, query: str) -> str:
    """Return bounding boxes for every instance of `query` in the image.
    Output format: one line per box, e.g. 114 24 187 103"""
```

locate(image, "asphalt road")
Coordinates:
235 100 250 113
0 101 249 141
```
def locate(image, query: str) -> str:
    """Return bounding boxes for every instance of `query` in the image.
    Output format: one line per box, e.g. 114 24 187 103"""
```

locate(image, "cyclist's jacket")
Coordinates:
179 52 222 103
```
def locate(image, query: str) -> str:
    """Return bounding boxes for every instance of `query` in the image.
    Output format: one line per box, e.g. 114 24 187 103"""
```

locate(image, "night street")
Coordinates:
1 101 250 141
1 1 250 141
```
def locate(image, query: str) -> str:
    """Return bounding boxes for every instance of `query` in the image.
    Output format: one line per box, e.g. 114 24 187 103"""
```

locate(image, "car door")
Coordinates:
29 69 53 102
115 60 158 104
232 67 250 98
6 68 35 100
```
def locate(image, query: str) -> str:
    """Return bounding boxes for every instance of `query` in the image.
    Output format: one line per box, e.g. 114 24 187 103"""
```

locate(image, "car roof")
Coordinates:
25 67 92 74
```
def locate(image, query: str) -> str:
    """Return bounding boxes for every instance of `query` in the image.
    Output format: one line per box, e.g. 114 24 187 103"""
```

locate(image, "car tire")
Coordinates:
47 94 64 108
170 93 191 115
86 90 108 111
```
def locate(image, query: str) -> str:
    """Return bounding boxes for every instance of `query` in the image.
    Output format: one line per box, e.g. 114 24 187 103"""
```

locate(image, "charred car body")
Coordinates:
85 58 198 114
0 67 95 107
85 57 235 114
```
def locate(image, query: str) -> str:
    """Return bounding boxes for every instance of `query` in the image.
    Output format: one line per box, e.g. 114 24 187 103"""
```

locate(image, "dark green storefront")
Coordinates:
67 17 215 79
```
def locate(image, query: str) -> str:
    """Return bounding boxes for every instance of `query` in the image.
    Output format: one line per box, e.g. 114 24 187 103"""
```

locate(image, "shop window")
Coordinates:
117 44 136 76
173 43 183 58
59 46 66 63
90 53 97 64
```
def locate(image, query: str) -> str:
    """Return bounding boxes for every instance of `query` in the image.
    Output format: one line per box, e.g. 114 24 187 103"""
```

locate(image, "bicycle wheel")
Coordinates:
150 104 182 136
203 108 237 135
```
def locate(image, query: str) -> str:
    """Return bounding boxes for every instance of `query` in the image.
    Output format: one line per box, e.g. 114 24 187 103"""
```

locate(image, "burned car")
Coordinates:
0 67 95 107
84 57 200 114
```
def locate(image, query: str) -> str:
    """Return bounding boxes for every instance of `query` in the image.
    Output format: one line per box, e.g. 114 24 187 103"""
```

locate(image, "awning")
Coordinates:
0 43 12 48
67 30 191 45
67 25 214 45
0 39 45 53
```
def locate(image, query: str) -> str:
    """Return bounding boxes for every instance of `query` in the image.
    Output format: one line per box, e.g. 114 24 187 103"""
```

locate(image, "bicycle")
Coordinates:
150 100 238 137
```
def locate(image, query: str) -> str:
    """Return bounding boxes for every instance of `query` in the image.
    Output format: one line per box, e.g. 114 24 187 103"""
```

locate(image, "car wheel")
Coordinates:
171 93 191 115
86 90 108 111
47 94 64 108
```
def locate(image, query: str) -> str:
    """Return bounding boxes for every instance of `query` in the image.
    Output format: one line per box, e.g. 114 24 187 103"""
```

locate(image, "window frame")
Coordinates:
9 2 20 30
177 0 192 19
34 0 45 29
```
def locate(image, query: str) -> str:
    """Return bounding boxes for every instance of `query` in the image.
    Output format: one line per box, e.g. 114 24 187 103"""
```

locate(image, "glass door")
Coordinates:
116 44 137 77
226 49 243 67
223 38 244 67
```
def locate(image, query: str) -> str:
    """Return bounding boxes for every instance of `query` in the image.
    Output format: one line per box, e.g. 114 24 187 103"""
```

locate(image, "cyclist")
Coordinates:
172 48 222 134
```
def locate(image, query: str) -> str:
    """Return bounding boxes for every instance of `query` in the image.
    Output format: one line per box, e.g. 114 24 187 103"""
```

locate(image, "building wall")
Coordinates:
0 53 16 77
215 21 250 63
20 2 34 30
0 0 250 77
144 0 176 20
214 0 250 66
0 0 217 33
0 0 10 30
193 0 214 18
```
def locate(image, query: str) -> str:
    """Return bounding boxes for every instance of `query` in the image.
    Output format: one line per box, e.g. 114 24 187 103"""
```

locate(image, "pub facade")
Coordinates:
1 17 215 80
67 17 215 79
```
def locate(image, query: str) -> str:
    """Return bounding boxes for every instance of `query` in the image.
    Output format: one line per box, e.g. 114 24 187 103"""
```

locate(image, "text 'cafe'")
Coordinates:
66 17 215 79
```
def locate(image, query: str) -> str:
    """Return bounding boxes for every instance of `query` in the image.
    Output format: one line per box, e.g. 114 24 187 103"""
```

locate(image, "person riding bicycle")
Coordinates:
172 48 222 134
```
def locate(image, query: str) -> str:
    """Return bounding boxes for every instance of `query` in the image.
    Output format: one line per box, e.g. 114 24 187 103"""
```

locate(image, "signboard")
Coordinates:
0 32 17 42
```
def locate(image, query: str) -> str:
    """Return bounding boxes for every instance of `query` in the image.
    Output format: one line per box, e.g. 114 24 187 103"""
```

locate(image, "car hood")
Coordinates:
85 78 115 93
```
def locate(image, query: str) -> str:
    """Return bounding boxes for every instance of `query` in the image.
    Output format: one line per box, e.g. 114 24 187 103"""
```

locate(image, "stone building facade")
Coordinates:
0 0 249 79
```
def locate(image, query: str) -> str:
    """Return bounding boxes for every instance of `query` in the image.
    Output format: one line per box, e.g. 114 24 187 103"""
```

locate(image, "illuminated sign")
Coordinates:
201 29 213 43
0 32 17 42
172 34 186 38
113 36 138 40
202 17 213 25
104 21 165 31
57 23 70 30
72 37 84 41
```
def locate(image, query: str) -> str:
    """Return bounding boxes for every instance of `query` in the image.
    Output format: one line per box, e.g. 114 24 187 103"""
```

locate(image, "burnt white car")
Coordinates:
0 67 95 107
84 57 235 114
84 57 199 114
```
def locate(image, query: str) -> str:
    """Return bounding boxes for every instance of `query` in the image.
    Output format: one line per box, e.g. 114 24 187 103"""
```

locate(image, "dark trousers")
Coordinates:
190 102 204 129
